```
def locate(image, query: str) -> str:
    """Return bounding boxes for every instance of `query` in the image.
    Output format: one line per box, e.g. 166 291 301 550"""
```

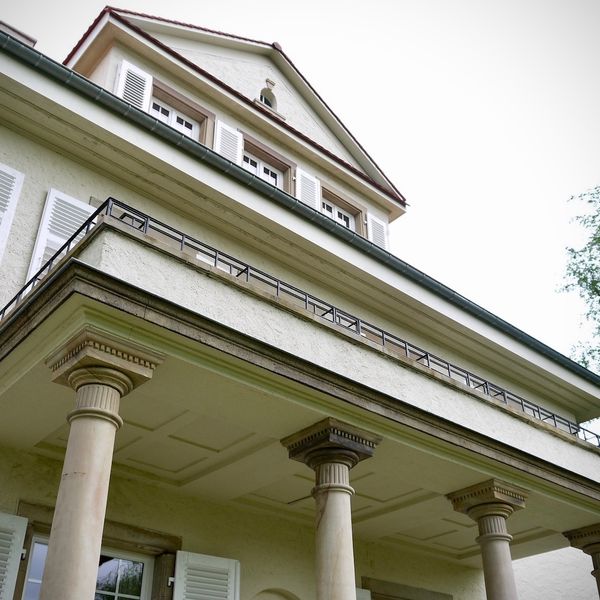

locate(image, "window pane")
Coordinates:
117 559 143 595
23 581 41 600
29 542 48 580
96 556 119 591
242 155 258 174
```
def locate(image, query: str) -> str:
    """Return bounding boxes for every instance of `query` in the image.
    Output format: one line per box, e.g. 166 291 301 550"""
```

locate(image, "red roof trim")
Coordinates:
64 6 112 65
64 6 406 206
104 6 273 47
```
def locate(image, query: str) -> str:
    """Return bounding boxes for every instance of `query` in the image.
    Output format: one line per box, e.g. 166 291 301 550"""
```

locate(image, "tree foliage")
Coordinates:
564 186 600 372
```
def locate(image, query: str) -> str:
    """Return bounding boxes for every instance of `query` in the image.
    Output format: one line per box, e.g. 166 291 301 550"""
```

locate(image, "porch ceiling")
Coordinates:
0 290 597 569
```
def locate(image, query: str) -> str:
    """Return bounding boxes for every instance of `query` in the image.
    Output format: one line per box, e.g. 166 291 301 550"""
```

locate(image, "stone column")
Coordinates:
448 479 528 600
282 418 381 600
564 523 600 598
40 328 163 600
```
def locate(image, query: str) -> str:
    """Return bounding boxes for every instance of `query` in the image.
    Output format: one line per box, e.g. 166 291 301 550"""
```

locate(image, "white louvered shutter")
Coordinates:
173 551 240 600
26 189 96 282
0 163 24 263
367 213 388 249
295 168 321 210
0 512 27 600
114 60 153 111
214 121 243 165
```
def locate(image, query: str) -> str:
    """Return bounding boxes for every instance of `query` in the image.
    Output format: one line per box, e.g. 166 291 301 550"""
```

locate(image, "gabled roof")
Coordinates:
64 6 407 215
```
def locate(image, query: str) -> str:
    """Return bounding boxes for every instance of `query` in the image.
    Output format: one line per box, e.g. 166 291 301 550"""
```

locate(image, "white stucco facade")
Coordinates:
0 8 599 600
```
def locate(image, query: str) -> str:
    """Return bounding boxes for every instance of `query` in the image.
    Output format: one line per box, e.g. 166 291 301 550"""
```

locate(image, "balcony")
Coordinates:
1 198 599 450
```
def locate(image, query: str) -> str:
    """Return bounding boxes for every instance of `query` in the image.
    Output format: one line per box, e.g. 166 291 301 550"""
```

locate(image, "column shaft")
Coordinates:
477 514 519 600
592 553 600 598
448 480 527 600
281 418 381 600
40 380 124 600
314 462 356 600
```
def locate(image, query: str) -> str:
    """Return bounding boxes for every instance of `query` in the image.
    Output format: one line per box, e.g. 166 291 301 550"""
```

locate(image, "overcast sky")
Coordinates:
3 0 600 365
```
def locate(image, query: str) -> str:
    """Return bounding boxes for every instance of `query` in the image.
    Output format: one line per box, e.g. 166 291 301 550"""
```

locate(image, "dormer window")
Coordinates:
214 121 293 192
321 199 355 230
242 151 284 189
150 98 199 139
114 60 214 144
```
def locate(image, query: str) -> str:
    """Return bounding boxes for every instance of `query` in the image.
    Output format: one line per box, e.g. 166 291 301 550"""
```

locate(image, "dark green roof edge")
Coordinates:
2 31 599 388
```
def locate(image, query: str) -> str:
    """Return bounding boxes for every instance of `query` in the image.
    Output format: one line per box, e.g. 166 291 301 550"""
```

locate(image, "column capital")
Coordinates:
46 326 164 393
281 417 381 469
447 478 528 516
564 523 600 556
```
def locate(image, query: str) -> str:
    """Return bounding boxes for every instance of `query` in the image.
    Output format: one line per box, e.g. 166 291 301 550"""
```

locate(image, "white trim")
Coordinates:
173 550 240 600
114 60 153 112
150 97 200 140
0 512 27 600
214 121 243 165
26 189 95 283
0 163 24 264
367 213 388 249
295 168 321 211
242 151 284 189
321 198 355 230
64 12 111 69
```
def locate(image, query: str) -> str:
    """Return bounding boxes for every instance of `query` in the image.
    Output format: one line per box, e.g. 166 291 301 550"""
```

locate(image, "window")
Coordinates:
114 60 214 145
150 98 200 140
257 78 278 112
259 93 274 108
242 152 284 189
214 122 292 192
321 198 355 230
22 539 154 600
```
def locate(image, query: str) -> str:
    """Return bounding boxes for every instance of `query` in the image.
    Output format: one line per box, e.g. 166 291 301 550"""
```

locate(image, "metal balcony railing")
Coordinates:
2 197 599 448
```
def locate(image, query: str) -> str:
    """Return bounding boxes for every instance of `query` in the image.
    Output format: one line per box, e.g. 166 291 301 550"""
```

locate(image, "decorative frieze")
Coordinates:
564 523 600 554
281 417 382 468
46 326 164 390
447 479 528 515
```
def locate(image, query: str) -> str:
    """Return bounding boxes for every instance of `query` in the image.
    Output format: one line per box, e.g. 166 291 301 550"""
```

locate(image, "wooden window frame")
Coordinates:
152 80 215 147
242 134 295 194
321 186 365 236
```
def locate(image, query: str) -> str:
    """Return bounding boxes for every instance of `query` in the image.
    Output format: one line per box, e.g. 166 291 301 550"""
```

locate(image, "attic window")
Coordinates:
258 79 277 111
114 60 215 145
321 188 361 233
259 93 274 108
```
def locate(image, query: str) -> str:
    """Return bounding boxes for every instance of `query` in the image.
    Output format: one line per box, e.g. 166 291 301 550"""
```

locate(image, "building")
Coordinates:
0 7 599 600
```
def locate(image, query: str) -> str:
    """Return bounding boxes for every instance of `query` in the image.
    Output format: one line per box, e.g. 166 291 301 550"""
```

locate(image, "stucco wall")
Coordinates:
88 44 364 187
74 228 600 481
513 547 596 600
0 124 589 427
0 444 483 599
149 33 359 166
